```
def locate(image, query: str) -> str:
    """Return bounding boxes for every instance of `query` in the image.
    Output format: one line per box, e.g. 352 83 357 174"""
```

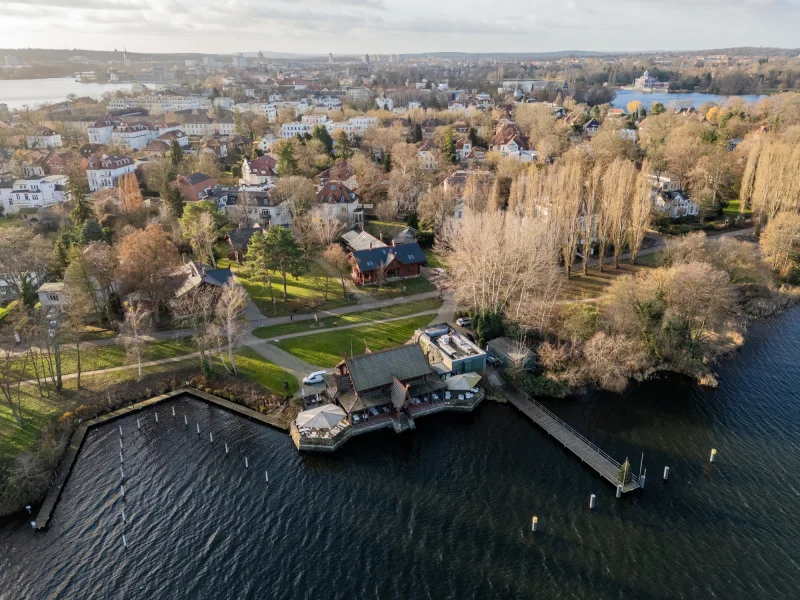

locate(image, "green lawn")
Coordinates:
253 297 442 339
424 249 445 269
232 347 299 394
12 338 196 380
364 276 437 301
723 200 752 217
0 216 23 229
364 220 408 240
224 260 354 318
0 357 200 461
272 314 437 367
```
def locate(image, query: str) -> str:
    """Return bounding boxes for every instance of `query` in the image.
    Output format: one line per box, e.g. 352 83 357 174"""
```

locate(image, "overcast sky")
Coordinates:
1 0 798 55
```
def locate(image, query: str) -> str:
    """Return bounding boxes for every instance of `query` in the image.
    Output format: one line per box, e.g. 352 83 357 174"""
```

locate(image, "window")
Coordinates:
48 293 60 302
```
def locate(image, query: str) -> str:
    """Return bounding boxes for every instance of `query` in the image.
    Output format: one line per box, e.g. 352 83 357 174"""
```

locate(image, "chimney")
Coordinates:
369 242 373 250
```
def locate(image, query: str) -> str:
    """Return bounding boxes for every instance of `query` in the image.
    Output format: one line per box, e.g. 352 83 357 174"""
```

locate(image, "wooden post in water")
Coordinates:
225 443 229 454
245 457 249 468
663 466 670 481
172 406 176 417
196 423 200 435
137 419 140 430
184 415 188 426
122 534 127 548
209 432 213 443
589 494 596 509
155 412 159 423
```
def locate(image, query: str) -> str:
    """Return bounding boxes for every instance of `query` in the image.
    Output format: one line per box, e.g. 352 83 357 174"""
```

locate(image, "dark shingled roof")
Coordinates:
184 172 214 185
227 227 261 249
345 344 431 393
351 242 426 272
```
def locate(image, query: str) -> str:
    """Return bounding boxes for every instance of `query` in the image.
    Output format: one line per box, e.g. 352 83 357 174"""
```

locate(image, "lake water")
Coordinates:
612 89 768 110
0 78 132 110
1 308 800 599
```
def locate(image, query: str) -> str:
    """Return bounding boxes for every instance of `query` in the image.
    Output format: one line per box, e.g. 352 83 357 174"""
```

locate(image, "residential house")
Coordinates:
26 127 62 149
315 161 357 191
315 181 363 226
199 138 228 159
341 230 386 252
240 155 277 187
86 154 136 191
206 185 292 227
650 174 700 218
583 118 601 136
0 174 69 214
175 172 217 201
36 282 65 312
349 240 426 285
492 125 530 156
46 151 75 175
417 140 437 170
174 261 234 299
226 226 262 263
455 138 472 161
15 151 49 177
88 119 118 145
257 134 277 152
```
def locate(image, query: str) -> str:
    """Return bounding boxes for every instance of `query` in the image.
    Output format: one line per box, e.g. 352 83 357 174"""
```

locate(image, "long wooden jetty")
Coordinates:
504 389 640 494
34 388 287 531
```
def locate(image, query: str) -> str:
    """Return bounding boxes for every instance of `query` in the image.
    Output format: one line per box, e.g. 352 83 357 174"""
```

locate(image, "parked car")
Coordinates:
487 356 503 369
464 332 476 343
302 371 326 385
456 317 471 327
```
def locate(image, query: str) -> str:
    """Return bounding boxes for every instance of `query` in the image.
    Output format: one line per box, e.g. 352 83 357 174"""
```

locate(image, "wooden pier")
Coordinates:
504 390 640 494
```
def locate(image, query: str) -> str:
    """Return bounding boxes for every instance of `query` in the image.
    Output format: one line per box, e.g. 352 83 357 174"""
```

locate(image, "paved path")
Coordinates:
244 290 441 330
252 309 440 342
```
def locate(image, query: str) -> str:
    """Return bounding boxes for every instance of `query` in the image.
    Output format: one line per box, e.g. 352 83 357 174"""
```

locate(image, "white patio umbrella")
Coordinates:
296 404 346 429
446 372 481 391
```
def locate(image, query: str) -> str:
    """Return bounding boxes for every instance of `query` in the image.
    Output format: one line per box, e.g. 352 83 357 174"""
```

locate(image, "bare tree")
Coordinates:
171 288 218 375
120 303 152 381
0 227 52 308
760 212 800 275
322 243 351 298
214 282 248 375
628 163 654 265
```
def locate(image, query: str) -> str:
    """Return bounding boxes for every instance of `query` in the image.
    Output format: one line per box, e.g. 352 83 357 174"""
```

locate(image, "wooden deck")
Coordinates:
504 390 640 494
34 388 287 531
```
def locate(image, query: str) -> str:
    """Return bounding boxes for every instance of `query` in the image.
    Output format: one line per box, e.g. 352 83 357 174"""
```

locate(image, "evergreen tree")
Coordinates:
250 145 258 161
78 219 105 244
383 151 392 172
170 139 183 166
468 127 479 147
70 179 93 226
312 125 334 154
412 123 423 143
441 126 457 163
334 131 352 160
276 140 298 175
161 182 185 219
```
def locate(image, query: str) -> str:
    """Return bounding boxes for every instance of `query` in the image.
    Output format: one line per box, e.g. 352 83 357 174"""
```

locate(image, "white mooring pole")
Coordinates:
663 466 670 481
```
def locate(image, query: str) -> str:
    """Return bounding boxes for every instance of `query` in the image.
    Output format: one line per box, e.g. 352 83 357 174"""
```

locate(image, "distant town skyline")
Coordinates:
1 0 799 56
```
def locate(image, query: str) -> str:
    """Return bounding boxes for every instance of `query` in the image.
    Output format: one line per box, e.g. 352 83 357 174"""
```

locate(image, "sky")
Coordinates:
1 0 799 55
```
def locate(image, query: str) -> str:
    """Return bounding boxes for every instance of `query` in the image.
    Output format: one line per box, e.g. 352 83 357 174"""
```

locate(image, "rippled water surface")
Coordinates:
2 309 800 599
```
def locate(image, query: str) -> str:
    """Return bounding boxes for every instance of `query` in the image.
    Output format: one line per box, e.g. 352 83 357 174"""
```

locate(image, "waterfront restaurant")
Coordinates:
330 344 447 423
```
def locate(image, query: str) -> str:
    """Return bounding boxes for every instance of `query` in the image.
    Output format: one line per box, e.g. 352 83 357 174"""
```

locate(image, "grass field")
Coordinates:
253 297 442 339
0 216 23 230
232 347 299 394
0 345 299 461
0 357 200 461
362 276 437 301
272 314 436 367
560 263 651 301
424 249 445 269
11 338 196 380
364 220 408 240
222 259 354 318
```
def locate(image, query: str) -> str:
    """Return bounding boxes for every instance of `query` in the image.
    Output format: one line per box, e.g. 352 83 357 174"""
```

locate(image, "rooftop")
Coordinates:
419 323 486 362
